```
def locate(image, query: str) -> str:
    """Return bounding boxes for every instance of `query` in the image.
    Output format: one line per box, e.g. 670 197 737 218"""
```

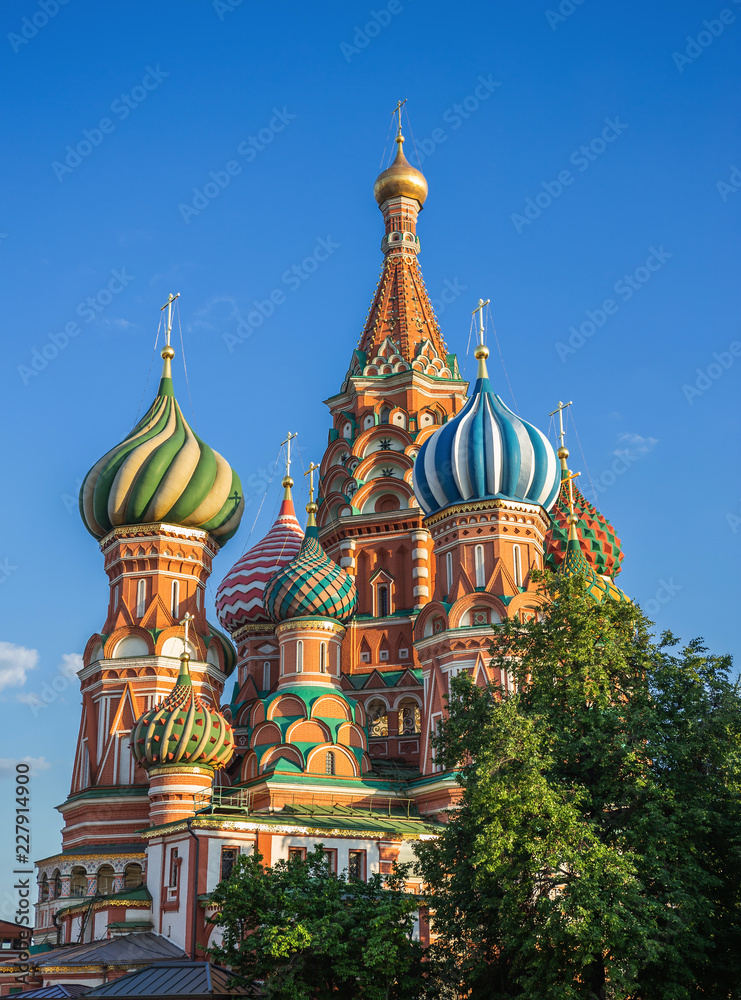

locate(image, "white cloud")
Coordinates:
0 642 38 692
613 433 658 463
59 653 83 679
0 756 50 776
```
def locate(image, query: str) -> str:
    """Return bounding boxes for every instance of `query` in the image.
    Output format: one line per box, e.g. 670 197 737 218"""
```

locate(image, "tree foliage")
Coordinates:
207 845 424 1000
416 572 741 999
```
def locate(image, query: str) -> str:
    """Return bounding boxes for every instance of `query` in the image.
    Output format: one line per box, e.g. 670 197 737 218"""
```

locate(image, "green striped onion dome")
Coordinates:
546 470 623 579
263 521 356 624
80 367 244 544
131 655 234 770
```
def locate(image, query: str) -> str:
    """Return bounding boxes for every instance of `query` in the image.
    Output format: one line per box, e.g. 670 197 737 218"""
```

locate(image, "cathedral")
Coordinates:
2 121 627 993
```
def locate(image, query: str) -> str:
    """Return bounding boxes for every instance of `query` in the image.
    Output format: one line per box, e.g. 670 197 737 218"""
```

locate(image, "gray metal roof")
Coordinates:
21 933 186 969
10 985 91 998
84 961 257 997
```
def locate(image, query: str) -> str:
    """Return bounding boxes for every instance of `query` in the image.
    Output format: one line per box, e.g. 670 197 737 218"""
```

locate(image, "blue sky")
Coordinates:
0 0 738 919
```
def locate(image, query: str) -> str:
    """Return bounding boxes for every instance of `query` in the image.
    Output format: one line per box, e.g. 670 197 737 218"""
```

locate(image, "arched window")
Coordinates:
325 751 336 775
513 545 523 588
280 645 285 675
113 585 119 611
171 580 180 618
380 406 390 424
262 661 271 690
40 875 49 902
195 589 201 610
52 870 61 900
296 640 303 673
124 863 143 889
445 552 453 593
97 864 115 896
474 545 485 588
398 698 421 734
70 867 87 898
367 699 388 737
319 643 326 673
378 585 389 618
136 579 146 618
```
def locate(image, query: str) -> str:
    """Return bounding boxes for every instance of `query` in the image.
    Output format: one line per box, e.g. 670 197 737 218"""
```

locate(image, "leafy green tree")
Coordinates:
415 572 741 1000
207 844 424 1000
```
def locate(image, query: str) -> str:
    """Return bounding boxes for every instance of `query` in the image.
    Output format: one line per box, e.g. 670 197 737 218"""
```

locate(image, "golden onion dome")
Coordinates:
373 134 428 207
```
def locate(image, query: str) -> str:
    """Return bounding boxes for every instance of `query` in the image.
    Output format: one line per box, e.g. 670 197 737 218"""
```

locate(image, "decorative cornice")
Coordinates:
423 498 544 527
100 522 217 551
232 622 276 642
275 618 346 638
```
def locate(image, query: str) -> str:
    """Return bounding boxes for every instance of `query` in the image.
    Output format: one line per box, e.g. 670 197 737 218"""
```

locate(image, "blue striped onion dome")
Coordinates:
263 518 356 624
80 360 244 544
413 356 559 517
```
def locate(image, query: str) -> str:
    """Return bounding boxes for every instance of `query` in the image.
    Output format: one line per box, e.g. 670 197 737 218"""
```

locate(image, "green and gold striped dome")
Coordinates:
80 353 244 544
131 654 235 770
263 509 356 624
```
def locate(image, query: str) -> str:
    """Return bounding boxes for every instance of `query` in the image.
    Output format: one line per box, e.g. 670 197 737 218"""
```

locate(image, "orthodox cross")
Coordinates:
391 98 407 136
472 297 490 347
227 489 242 510
563 469 581 516
180 612 194 656
160 292 180 348
304 461 320 503
549 399 573 451
281 431 298 477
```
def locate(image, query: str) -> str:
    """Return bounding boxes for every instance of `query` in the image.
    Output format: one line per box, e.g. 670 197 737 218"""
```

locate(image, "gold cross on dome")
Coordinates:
180 612 194 655
281 431 298 477
472 298 490 347
160 292 180 348
391 98 407 136
563 469 581 516
549 400 573 451
304 461 320 503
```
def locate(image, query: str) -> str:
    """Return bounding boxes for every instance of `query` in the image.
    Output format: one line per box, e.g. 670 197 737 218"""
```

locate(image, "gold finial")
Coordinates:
472 298 491 377
304 461 320 526
562 469 581 540
180 612 194 664
160 292 180 379
304 461 320 504
549 400 573 469
392 98 407 140
281 432 298 501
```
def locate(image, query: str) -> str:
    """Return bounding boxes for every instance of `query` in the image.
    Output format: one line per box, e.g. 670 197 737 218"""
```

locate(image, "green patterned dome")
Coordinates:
132 654 235 770
80 354 244 544
546 464 623 578
560 520 629 605
263 512 356 624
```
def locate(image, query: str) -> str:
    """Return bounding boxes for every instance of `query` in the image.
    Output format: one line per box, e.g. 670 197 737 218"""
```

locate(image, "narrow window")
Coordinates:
113 585 119 612
348 850 365 881
513 545 523 588
296 640 303 673
171 580 179 619
280 645 285 675
288 847 306 862
220 847 239 882
378 585 389 618
195 588 201 610
380 406 390 424
169 848 179 887
262 661 271 690
325 751 335 775
136 579 146 618
475 545 485 588
445 552 453 593
319 643 326 673
337 646 341 674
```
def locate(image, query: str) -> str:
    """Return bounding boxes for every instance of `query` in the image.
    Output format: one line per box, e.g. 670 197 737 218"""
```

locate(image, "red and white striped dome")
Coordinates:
215 490 304 633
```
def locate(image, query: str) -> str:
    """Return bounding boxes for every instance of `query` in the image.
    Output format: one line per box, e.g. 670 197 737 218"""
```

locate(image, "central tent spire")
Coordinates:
353 106 452 375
